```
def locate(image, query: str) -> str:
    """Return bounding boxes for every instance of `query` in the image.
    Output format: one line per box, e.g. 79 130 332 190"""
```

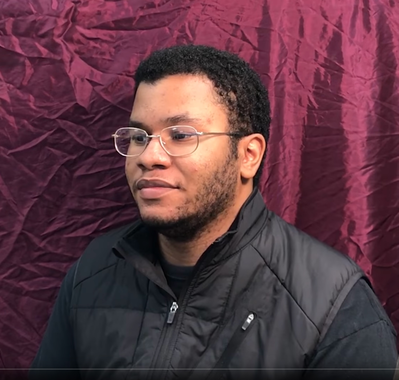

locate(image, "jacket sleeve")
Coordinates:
29 261 80 379
304 279 398 380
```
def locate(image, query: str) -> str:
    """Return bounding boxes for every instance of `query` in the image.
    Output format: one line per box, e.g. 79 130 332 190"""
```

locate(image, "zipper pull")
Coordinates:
241 313 255 331
167 302 179 324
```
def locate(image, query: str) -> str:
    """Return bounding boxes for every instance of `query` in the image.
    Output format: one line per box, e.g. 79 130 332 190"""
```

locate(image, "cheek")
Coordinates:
125 159 136 183
181 159 206 176
179 160 212 187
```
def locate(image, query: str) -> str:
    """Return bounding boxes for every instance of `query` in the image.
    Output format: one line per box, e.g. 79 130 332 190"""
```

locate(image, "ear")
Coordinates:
238 133 266 181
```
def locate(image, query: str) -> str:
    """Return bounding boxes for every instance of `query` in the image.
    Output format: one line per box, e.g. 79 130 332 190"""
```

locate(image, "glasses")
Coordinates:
112 126 244 157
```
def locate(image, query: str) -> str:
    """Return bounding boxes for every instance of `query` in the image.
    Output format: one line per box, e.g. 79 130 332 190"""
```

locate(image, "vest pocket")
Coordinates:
206 312 258 380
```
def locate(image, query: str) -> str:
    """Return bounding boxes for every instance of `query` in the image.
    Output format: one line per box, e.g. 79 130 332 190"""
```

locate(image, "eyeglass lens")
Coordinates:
115 126 200 157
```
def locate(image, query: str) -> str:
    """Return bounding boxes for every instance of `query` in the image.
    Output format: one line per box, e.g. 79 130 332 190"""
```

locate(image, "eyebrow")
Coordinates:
163 114 202 125
128 114 203 131
128 119 148 129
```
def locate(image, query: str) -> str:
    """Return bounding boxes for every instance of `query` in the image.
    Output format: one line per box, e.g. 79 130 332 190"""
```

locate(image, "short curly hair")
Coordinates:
133 44 271 187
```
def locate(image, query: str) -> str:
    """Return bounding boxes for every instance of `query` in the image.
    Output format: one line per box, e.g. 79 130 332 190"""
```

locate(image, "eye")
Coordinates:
131 133 147 145
170 130 196 141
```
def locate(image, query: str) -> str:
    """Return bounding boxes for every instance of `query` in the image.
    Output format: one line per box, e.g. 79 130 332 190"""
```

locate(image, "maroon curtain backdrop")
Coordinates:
0 0 398 369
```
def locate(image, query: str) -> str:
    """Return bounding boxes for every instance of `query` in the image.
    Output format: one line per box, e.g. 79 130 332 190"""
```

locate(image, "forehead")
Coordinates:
130 74 228 128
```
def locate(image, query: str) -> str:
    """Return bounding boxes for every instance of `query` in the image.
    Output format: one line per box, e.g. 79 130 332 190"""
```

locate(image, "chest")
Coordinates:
70 259 318 378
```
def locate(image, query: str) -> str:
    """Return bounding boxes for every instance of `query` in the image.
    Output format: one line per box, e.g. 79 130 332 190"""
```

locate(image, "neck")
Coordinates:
158 188 253 267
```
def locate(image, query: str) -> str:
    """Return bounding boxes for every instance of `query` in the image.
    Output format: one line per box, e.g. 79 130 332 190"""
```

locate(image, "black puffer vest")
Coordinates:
70 190 365 380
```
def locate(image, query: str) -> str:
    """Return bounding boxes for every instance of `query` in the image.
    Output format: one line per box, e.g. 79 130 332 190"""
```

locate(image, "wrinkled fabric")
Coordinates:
0 0 398 369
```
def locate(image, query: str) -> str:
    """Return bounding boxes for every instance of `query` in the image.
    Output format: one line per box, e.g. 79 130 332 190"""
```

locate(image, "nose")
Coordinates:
134 136 171 170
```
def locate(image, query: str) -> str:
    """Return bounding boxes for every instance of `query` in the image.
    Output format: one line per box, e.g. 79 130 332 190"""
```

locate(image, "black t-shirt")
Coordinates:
159 254 194 299
30 261 398 379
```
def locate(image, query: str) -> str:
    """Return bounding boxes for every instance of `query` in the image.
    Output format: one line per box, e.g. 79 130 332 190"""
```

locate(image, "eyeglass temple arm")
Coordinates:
200 132 244 137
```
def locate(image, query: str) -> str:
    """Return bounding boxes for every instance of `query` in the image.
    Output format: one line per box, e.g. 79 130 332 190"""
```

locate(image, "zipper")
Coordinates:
150 241 233 379
149 245 221 380
241 313 254 330
149 296 188 380
167 302 179 324
147 301 179 380
207 312 257 380
149 291 190 379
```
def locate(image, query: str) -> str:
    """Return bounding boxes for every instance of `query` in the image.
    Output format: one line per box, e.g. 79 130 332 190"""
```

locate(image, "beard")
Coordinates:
139 149 239 243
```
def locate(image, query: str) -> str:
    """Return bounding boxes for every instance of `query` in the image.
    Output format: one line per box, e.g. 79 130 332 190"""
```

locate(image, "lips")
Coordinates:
136 178 177 190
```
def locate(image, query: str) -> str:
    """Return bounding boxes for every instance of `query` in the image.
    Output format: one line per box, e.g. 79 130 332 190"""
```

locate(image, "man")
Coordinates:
31 45 397 379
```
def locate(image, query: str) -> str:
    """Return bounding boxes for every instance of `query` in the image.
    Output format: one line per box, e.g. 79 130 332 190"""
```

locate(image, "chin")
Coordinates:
138 207 178 225
140 215 180 232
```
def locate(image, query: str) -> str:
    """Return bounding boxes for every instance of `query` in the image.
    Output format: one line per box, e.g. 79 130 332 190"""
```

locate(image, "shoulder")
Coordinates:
73 221 139 286
306 278 398 370
251 212 366 332
264 212 360 274
320 278 397 346
254 211 364 286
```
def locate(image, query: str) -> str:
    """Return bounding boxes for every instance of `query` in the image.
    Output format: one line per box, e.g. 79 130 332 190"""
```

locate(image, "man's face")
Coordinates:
126 74 241 241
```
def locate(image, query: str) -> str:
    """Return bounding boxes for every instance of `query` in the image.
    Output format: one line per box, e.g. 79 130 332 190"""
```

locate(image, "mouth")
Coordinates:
135 178 179 200
136 178 178 191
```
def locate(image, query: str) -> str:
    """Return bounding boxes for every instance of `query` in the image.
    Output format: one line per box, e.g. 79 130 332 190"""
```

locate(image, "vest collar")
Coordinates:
112 189 269 296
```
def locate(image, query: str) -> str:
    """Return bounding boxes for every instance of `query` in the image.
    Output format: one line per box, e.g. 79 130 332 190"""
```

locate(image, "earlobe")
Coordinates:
240 134 266 180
